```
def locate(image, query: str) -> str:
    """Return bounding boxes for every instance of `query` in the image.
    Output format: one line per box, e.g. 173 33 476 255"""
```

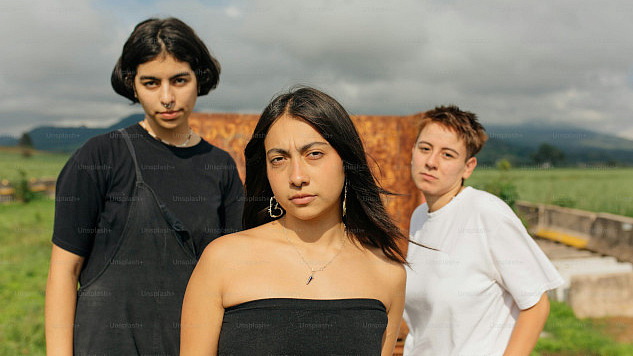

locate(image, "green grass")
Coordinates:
1 204 632 356
534 301 633 355
467 168 633 218
1 158 633 354
0 198 54 356
0 148 70 183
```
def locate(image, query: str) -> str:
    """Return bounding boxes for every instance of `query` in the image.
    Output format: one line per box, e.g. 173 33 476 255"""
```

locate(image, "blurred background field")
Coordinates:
1 148 633 355
0 148 69 183
0 199 54 355
0 149 67 355
468 167 633 218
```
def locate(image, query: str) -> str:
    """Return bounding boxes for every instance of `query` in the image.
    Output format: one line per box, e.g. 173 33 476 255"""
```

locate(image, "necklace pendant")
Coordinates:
306 274 314 285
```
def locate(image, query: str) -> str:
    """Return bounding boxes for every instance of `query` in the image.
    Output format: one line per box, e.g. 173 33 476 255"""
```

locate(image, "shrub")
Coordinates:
14 170 35 203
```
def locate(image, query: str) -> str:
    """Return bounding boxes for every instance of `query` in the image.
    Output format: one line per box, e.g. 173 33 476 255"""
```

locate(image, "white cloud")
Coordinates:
225 6 243 18
0 0 632 140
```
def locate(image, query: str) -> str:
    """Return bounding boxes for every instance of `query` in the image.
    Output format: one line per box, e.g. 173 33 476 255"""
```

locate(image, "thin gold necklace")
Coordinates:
281 219 346 285
140 121 193 147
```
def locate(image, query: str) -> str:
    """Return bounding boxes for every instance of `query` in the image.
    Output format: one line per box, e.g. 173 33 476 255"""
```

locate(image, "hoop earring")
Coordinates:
342 181 347 217
269 196 284 218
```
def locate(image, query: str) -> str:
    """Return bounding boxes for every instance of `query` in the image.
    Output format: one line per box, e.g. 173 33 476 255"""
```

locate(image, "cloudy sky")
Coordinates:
1 0 633 139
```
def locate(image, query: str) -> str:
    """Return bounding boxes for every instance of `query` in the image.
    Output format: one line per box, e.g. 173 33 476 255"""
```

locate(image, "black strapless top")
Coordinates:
217 298 388 356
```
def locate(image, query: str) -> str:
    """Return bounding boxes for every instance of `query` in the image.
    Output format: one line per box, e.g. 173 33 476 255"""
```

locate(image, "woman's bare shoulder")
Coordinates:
198 223 278 264
364 246 406 283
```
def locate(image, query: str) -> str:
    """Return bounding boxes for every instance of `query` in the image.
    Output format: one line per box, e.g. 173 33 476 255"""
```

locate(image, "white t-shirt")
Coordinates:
403 186 564 356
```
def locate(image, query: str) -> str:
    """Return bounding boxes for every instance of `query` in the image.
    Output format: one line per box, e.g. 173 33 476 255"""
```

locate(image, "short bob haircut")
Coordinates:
243 86 407 264
111 17 220 103
416 105 488 159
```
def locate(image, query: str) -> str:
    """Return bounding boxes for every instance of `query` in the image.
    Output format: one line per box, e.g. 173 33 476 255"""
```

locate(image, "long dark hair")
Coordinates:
111 17 221 103
243 86 406 264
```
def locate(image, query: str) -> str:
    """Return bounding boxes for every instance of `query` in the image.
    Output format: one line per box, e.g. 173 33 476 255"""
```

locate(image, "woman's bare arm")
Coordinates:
381 265 407 356
180 240 228 356
503 292 550 356
45 245 84 356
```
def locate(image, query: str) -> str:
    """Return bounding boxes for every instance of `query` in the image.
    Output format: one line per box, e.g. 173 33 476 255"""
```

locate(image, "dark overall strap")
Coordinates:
118 128 144 184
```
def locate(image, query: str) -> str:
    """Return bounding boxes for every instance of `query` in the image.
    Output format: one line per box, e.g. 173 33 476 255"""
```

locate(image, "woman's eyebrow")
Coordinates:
170 72 191 79
266 148 288 156
138 72 192 81
298 142 328 152
417 140 460 155
266 142 329 156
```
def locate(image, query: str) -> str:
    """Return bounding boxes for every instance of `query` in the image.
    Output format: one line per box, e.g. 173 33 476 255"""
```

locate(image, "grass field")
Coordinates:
534 301 633 355
0 149 68 355
2 149 633 354
467 167 633 218
0 148 70 183
1 199 632 355
0 198 53 355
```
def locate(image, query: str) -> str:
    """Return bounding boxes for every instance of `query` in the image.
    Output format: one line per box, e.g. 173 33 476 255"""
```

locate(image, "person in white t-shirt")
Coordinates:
403 105 564 356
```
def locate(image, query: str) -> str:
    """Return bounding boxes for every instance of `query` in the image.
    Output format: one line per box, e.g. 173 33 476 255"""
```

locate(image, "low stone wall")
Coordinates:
569 272 633 318
590 213 633 263
516 201 633 264
518 201 633 317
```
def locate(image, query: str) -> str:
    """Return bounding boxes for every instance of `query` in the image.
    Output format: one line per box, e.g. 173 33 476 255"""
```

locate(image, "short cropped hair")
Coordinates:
111 17 221 103
416 105 488 159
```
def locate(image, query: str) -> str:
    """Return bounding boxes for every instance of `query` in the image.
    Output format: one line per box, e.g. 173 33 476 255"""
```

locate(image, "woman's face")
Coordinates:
264 115 345 223
411 122 476 200
134 53 198 131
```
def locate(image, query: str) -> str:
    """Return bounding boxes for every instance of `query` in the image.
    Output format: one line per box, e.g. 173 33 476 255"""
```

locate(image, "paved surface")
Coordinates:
535 237 633 315
535 237 596 259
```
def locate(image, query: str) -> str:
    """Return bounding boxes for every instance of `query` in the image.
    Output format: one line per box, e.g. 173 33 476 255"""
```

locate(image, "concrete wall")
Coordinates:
516 201 633 264
569 272 633 318
517 201 633 318
591 213 633 263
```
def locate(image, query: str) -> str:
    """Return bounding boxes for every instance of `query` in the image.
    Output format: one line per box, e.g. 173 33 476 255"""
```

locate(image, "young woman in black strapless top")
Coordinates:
180 86 407 356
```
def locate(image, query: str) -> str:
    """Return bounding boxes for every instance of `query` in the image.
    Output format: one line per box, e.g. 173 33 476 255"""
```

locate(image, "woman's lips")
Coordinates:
159 110 181 120
421 173 437 181
290 195 316 205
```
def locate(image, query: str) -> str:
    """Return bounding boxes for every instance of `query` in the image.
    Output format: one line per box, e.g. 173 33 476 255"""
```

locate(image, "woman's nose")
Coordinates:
425 152 439 169
160 84 175 108
289 160 309 187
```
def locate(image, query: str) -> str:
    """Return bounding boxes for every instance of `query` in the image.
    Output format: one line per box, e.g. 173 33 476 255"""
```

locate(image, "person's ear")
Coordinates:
462 156 477 180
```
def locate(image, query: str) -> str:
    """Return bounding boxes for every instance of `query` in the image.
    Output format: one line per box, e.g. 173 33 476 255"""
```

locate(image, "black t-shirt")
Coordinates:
52 123 244 284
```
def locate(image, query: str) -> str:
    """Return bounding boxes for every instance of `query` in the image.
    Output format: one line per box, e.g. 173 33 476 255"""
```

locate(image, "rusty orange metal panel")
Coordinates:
189 112 424 252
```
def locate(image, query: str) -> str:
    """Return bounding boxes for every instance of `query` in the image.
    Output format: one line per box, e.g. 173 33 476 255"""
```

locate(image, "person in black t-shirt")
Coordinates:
45 18 243 356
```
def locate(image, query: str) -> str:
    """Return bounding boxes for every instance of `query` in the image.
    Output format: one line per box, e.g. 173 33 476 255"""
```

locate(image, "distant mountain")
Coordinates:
26 114 144 152
479 123 633 166
0 134 18 147
485 122 633 151
3 116 633 165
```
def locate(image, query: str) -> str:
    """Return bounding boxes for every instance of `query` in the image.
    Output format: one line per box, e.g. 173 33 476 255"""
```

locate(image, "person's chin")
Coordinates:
290 207 330 222
414 179 434 192
156 117 185 129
